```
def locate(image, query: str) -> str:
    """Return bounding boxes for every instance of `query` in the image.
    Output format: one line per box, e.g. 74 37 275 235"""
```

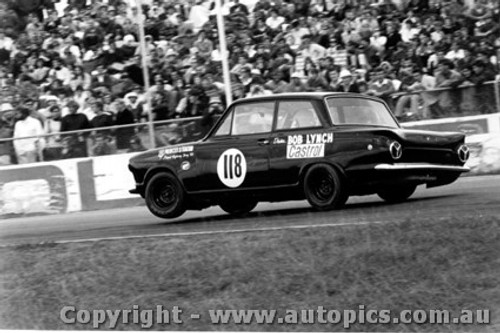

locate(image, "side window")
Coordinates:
214 111 233 136
277 101 322 130
232 102 274 135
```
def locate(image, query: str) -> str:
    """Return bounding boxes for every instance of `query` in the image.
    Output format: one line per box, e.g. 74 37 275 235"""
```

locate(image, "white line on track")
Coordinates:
51 220 389 245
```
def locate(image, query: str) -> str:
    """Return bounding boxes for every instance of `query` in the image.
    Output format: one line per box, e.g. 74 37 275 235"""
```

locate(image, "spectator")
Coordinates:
69 66 92 91
13 106 45 164
0 29 14 65
60 100 90 158
114 98 135 151
366 67 396 108
306 67 328 91
127 135 146 153
30 58 50 84
90 66 115 90
338 69 362 93
283 72 307 92
325 69 340 91
459 65 476 113
89 100 115 155
90 101 114 129
445 42 466 62
434 59 463 116
265 9 285 36
0 102 15 165
124 90 144 122
23 98 46 127
176 85 209 118
49 58 72 86
470 59 496 114
264 71 288 93
193 30 213 60
394 68 437 120
43 104 63 161
300 34 326 64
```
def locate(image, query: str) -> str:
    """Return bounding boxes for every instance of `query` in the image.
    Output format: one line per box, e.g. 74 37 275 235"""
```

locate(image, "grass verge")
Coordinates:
0 215 499 331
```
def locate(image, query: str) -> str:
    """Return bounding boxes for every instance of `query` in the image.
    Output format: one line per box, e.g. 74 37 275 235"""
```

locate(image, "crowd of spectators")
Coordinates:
0 0 499 165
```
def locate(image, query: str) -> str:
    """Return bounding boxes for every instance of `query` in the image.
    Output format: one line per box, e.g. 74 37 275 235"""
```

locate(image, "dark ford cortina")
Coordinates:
128 92 470 218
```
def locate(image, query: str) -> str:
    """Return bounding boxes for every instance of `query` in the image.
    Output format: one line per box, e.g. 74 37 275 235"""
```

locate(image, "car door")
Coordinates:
192 101 275 192
267 99 330 186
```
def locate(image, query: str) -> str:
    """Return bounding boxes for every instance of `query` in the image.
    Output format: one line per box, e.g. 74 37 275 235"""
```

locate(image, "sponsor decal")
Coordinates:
286 133 333 159
180 161 191 171
287 144 325 159
158 145 194 160
287 133 334 145
273 137 286 144
217 148 247 188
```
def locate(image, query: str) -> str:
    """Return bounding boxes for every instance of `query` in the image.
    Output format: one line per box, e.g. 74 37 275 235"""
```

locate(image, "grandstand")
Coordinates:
0 0 499 164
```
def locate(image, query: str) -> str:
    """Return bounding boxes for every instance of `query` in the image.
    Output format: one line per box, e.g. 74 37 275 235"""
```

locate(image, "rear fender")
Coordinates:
298 160 347 186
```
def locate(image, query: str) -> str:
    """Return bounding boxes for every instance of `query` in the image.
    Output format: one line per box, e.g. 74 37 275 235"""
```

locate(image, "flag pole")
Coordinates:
136 0 155 148
214 0 232 106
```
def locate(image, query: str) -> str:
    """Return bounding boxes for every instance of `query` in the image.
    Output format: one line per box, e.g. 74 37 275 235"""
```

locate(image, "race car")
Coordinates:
128 92 470 219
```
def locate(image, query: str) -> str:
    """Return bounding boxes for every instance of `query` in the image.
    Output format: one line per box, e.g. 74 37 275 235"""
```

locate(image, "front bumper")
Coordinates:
374 163 470 173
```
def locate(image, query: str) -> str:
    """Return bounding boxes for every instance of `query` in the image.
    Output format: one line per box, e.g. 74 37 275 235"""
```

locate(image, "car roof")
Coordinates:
229 92 368 105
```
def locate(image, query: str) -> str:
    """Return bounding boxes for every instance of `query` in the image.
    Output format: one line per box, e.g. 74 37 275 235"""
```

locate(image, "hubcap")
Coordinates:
154 182 176 208
312 170 334 202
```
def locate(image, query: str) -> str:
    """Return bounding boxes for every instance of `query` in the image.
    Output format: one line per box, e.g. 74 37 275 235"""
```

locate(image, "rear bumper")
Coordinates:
374 163 470 173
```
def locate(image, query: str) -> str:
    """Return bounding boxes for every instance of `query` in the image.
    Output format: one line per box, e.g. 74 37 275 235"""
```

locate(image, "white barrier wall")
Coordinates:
0 153 142 218
1 113 499 218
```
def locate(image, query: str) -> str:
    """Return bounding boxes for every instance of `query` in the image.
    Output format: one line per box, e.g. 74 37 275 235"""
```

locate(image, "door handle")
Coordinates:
258 138 270 145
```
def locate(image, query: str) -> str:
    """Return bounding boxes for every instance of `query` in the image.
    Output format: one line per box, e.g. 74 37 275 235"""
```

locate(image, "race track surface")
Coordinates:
1 175 499 246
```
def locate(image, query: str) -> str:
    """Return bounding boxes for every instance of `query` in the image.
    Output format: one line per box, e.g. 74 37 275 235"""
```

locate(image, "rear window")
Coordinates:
326 97 398 128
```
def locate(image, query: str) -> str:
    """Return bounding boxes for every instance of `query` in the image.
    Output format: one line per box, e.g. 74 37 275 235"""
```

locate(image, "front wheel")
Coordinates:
377 185 417 203
303 164 347 211
145 172 186 219
219 200 257 216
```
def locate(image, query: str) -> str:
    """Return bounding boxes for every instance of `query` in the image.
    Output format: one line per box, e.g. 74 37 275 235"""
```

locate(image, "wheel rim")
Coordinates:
310 169 335 203
152 180 177 209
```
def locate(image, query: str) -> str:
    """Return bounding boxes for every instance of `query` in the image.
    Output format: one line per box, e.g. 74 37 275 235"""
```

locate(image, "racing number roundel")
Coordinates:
217 149 247 188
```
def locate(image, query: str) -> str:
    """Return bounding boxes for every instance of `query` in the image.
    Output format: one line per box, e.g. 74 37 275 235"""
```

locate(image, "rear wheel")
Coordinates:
303 164 347 211
219 200 257 216
377 185 417 203
145 172 186 218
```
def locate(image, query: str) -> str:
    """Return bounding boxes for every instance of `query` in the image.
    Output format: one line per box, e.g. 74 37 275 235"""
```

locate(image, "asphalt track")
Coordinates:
0 175 499 246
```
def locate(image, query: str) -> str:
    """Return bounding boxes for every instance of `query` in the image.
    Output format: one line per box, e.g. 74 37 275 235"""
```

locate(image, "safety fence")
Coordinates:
0 116 213 165
388 79 500 121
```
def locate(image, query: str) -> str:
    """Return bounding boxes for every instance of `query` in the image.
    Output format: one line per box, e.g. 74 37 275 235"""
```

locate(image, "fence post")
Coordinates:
495 75 500 114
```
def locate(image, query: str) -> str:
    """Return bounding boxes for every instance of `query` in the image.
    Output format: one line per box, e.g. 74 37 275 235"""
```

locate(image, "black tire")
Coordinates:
145 172 186 219
219 200 258 216
377 185 417 203
303 164 347 211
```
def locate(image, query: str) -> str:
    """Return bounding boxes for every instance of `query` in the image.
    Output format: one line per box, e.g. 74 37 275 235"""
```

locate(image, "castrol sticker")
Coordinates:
287 144 325 159
286 133 333 159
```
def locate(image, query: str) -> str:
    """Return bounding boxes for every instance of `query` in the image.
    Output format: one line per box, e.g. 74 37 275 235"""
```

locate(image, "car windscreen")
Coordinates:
326 97 399 128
